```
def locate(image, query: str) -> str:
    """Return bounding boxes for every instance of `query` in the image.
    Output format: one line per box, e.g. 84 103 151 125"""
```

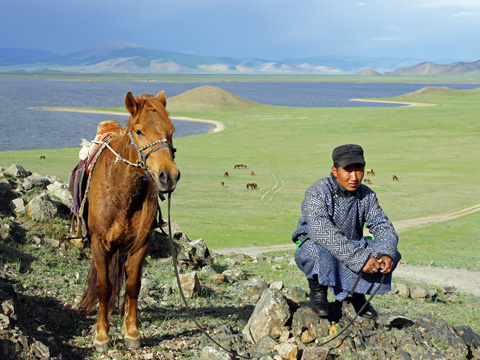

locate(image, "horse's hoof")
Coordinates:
125 337 141 349
94 341 108 353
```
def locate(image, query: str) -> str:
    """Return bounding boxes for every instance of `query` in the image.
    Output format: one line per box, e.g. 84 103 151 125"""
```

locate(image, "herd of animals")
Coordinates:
221 164 258 189
364 168 399 184
221 166 399 189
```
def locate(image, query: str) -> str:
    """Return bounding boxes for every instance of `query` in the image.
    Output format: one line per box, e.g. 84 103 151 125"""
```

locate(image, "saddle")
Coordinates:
68 120 125 239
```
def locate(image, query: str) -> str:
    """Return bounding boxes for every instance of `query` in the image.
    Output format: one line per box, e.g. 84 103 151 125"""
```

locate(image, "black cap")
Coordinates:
332 144 365 168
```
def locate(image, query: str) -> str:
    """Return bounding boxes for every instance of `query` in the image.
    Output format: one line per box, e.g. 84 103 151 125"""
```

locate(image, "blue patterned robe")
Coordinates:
293 173 401 301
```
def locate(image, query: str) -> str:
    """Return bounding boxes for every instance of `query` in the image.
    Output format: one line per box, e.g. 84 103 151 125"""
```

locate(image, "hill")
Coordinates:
0 41 430 74
389 59 480 76
168 85 262 109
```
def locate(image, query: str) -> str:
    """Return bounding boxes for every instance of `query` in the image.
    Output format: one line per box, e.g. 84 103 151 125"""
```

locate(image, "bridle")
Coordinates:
127 129 176 181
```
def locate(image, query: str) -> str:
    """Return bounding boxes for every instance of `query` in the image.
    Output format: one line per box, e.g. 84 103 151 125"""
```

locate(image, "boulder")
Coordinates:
242 289 291 343
5 164 30 178
23 173 50 190
27 193 59 220
47 181 72 207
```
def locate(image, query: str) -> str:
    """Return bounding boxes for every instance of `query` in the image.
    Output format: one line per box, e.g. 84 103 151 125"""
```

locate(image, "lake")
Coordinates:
0 78 478 151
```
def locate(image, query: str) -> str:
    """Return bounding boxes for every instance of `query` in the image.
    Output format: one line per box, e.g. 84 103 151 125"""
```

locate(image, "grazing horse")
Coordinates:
251 171 256 176
367 169 375 175
224 171 229 177
392 175 399 181
247 183 257 189
364 178 371 184
79 91 180 352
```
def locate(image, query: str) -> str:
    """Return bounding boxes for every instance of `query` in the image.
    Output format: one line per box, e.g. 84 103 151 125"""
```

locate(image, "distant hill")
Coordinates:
0 41 434 74
388 60 480 76
0 48 59 65
358 68 381 76
168 86 261 110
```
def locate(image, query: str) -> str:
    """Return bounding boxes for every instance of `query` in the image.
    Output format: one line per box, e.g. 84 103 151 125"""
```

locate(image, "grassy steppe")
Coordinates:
1 86 479 269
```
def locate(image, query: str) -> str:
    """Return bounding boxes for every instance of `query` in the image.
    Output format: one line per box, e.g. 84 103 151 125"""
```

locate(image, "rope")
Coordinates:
165 193 251 359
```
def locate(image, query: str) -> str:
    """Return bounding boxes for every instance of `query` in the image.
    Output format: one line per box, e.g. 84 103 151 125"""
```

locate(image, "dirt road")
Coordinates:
215 204 480 296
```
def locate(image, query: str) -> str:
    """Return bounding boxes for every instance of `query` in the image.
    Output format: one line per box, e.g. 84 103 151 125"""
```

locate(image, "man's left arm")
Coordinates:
364 192 399 260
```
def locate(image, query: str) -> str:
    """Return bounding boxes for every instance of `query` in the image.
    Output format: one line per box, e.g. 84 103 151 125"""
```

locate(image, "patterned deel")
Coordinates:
292 173 401 301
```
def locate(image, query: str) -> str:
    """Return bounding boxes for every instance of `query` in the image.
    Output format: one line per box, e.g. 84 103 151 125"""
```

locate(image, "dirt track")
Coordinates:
215 203 480 297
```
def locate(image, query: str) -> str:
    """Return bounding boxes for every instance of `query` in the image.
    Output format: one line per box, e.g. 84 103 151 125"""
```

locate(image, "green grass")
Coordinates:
1 86 480 269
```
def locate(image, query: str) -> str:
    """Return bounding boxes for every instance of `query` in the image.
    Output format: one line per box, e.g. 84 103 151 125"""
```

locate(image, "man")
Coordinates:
292 144 401 319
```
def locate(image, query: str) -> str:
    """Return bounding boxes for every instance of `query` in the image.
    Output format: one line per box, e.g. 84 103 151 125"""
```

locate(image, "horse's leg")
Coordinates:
91 238 111 352
122 243 149 349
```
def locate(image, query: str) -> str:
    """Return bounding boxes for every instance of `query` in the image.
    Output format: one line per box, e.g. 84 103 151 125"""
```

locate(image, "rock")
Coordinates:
31 340 50 358
201 346 233 360
181 238 212 266
5 164 30 178
250 275 269 289
23 173 50 190
47 181 72 207
410 285 428 300
443 293 459 303
172 272 201 298
242 289 291 343
250 335 278 355
277 343 297 360
301 347 331 360
222 269 246 283
270 281 283 291
10 198 26 214
396 283 411 297
27 193 59 220
441 286 457 294
0 178 13 195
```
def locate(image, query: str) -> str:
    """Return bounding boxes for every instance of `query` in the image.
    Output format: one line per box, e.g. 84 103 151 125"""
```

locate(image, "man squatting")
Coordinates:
292 144 401 319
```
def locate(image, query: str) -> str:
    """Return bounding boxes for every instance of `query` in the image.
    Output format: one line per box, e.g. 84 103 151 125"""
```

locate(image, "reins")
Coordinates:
165 193 251 359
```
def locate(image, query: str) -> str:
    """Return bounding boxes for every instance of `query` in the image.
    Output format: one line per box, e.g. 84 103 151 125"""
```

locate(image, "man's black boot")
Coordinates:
308 278 329 318
350 293 378 319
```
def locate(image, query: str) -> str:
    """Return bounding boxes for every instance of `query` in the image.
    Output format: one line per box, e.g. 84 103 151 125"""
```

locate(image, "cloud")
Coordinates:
369 36 407 42
451 11 475 17
417 0 480 8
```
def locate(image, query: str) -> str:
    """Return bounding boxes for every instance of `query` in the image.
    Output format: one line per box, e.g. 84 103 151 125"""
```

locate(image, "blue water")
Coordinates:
0 78 478 151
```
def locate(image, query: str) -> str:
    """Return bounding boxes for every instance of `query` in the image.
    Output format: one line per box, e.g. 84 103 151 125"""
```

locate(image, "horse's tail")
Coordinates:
79 250 126 313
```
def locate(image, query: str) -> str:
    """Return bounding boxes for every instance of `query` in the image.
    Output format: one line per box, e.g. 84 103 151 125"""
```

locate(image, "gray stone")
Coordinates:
249 335 278 354
250 276 269 289
222 268 246 283
396 283 411 297
31 340 50 358
23 173 51 190
0 178 12 195
5 164 30 178
269 281 283 291
10 198 26 214
27 193 59 220
242 289 291 343
47 181 72 207
200 346 233 360
171 272 200 298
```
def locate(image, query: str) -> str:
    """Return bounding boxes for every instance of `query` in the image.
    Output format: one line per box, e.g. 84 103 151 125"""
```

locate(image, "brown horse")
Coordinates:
79 91 180 352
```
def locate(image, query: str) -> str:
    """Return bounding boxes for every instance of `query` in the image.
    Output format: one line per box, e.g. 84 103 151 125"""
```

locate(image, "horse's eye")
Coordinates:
135 130 144 136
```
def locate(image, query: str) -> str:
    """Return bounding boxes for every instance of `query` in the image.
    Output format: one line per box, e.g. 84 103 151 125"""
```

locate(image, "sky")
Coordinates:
1 0 480 62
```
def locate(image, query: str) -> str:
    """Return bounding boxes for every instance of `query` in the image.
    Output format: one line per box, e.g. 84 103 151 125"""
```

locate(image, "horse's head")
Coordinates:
125 91 180 193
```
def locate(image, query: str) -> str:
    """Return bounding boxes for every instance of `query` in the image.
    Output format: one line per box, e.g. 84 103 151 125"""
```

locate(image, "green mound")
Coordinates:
168 85 263 109
396 86 480 99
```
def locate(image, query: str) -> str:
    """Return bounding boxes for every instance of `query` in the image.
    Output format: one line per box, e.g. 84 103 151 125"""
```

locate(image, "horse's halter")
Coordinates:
128 129 177 181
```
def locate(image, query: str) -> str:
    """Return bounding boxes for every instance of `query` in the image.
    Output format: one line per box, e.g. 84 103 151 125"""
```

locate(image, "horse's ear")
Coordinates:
125 91 138 116
156 91 167 108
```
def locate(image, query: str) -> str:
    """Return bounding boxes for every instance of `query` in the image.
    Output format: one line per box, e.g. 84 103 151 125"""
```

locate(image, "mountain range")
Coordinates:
0 41 478 75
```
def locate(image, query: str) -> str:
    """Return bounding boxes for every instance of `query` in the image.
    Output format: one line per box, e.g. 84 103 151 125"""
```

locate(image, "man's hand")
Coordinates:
362 255 393 274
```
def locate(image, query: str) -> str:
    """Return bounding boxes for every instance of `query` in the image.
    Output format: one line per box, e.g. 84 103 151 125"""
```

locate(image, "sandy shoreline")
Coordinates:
349 99 436 107
29 107 226 133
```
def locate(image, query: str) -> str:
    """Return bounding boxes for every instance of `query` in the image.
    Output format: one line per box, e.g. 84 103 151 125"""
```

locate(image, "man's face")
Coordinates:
332 163 365 192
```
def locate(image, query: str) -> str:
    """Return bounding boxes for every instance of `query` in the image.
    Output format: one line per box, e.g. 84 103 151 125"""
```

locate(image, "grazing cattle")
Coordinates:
220 181 224 186
251 171 256 176
40 155 46 159
392 175 399 181
224 172 229 177
247 183 257 189
367 169 375 175
364 178 371 184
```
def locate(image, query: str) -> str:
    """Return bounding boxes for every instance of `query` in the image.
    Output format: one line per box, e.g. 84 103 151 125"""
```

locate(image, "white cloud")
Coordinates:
417 0 480 8
451 11 475 17
369 36 407 42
